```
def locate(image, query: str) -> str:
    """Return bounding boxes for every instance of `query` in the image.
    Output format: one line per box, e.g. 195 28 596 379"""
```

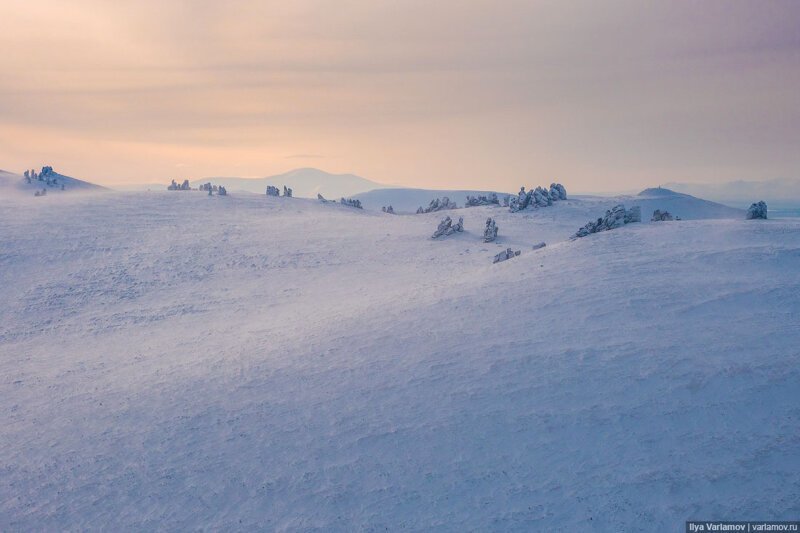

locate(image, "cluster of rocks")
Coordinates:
266 185 293 197
465 193 500 207
432 216 464 238
340 197 363 209
651 209 674 221
573 205 641 238
168 179 191 191
194 183 227 195
483 218 498 242
493 248 521 264
417 197 457 214
746 201 768 220
33 188 47 197
509 183 567 212
25 166 61 187
382 205 395 214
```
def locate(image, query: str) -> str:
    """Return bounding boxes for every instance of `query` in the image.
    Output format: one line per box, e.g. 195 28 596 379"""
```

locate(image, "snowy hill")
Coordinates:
629 186 744 219
189 168 383 198
1 190 797 529
0 167 106 197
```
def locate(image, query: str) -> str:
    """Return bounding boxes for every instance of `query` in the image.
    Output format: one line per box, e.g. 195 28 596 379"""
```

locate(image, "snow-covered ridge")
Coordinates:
0 167 106 197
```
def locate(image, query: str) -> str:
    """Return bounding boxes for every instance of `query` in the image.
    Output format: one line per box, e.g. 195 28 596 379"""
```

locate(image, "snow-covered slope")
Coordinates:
1 191 797 530
631 187 744 218
189 168 383 198
0 168 106 197
353 187 509 212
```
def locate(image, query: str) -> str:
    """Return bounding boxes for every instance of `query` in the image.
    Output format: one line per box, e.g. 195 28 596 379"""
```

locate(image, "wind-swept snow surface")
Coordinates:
1 191 798 530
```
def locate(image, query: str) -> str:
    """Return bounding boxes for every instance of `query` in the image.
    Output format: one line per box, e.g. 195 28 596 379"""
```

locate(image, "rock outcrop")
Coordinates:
266 186 280 196
573 205 641 238
465 193 500 207
509 183 567 212
167 179 191 191
417 197 457 214
483 218 498 243
432 216 464 238
493 248 520 264
340 197 363 209
746 201 768 220
531 242 546 250
651 209 674 221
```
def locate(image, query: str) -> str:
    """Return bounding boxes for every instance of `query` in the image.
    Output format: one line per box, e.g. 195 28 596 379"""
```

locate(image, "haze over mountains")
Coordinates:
664 178 800 209
189 168 384 198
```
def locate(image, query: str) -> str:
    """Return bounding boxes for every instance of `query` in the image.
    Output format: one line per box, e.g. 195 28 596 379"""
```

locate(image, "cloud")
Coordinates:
0 0 798 190
285 154 327 159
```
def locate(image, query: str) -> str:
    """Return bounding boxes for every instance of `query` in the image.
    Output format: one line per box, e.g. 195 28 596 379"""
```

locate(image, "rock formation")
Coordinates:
432 216 464 238
417 197 457 214
493 248 520 264
746 201 768 220
465 193 500 207
651 209 674 221
509 183 567 212
340 197 363 209
573 204 641 238
483 218 498 242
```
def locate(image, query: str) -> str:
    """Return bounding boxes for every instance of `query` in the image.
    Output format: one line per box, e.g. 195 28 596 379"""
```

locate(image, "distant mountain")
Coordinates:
627 187 743 219
0 168 106 197
662 178 800 209
353 187 510 212
190 168 383 198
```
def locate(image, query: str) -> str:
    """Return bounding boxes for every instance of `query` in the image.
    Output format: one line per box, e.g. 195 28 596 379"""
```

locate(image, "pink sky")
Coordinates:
1 0 798 190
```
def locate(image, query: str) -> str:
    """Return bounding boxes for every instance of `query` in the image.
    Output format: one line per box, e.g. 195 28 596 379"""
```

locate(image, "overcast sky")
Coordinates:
1 0 798 191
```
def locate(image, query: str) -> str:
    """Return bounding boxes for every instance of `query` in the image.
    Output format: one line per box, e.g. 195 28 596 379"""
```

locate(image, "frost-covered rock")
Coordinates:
167 179 191 191
417 197 458 214
573 204 641 238
624 205 641 224
266 186 280 196
532 242 546 250
493 248 520 264
483 218 498 243
549 183 567 201
651 209 674 221
340 197 363 209
465 193 499 207
283 186 293 198
509 183 567 212
382 205 395 214
746 201 768 220
432 216 464 239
